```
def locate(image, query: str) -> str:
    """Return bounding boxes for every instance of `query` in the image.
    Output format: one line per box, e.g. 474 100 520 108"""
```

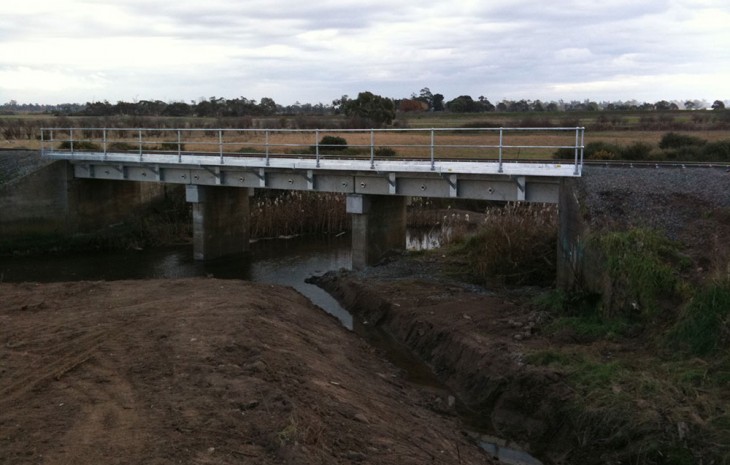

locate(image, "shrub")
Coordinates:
659 132 706 150
456 202 558 286
314 135 348 153
158 142 185 152
58 140 101 151
375 146 396 157
665 280 730 356
594 228 679 319
620 141 653 160
108 141 136 151
554 141 622 160
701 140 730 162
586 141 622 159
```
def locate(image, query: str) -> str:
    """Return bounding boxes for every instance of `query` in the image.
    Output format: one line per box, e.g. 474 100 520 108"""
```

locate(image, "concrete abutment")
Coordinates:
347 194 407 270
186 185 250 261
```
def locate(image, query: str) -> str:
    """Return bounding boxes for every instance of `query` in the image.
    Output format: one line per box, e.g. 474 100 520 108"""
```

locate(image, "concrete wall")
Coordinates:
1 157 168 240
349 194 407 269
187 185 250 260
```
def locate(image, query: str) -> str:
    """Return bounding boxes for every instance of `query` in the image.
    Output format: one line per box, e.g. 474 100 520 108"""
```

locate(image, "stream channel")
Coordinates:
1 229 541 465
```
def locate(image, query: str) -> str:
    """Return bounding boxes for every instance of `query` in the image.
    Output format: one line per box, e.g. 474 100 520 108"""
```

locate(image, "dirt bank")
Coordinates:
0 278 492 465
312 259 574 463
311 248 729 464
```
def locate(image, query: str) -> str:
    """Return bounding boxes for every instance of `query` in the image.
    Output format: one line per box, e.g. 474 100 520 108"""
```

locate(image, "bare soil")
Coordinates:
312 260 575 463
0 278 493 465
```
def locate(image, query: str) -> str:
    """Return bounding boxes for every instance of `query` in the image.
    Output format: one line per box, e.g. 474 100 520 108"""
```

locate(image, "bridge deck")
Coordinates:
40 127 583 203
42 150 579 177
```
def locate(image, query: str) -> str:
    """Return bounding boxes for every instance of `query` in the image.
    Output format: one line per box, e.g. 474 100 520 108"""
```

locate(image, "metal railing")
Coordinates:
40 127 585 174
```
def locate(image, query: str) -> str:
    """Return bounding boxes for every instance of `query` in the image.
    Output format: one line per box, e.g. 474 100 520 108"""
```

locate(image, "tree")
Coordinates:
432 93 445 112
711 100 726 111
446 95 480 112
655 100 672 111
478 96 495 112
258 97 277 115
417 87 433 110
344 92 395 127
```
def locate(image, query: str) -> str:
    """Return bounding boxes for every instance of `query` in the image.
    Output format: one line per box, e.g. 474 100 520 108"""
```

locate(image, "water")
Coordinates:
1 234 354 325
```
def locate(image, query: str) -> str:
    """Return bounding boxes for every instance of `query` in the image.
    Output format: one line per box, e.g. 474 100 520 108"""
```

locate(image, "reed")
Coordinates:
249 191 348 239
454 202 559 286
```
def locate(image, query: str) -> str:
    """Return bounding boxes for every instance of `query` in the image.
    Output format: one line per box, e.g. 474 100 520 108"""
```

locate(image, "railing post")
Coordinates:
370 129 375 169
580 127 585 171
265 130 270 167
138 129 143 162
498 128 504 173
430 129 435 171
40 128 45 156
315 129 320 168
177 130 182 163
219 129 224 164
573 127 580 175
70 128 74 156
103 128 107 160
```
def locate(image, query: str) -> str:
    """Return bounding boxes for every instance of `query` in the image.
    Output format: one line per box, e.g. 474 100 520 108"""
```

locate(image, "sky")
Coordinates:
1 0 729 106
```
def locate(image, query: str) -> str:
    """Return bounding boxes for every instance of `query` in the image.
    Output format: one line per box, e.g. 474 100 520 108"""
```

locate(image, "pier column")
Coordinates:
347 194 407 270
186 185 250 261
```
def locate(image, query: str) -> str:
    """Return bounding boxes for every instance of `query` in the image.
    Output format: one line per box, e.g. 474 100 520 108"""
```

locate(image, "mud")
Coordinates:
311 257 576 463
0 278 493 465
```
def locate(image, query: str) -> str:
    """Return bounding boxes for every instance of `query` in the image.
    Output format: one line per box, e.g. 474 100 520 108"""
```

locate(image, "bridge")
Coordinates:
40 126 584 268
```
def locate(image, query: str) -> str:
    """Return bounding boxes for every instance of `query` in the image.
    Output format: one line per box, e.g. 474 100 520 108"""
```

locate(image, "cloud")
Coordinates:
1 0 728 104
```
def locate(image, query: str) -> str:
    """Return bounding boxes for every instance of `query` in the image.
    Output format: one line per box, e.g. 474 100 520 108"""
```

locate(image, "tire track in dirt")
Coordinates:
0 329 109 410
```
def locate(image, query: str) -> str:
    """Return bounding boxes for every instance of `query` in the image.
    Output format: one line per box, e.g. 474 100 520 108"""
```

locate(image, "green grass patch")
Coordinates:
665 280 730 356
593 228 682 319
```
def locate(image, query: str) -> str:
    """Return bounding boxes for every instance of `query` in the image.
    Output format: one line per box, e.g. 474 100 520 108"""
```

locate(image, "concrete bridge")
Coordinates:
40 126 584 268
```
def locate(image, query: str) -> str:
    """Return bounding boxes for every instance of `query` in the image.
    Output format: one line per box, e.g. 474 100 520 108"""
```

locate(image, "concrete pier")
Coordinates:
186 185 250 260
347 194 407 269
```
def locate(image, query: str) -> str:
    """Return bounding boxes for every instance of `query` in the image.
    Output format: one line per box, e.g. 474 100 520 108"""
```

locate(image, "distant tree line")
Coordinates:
1 90 727 123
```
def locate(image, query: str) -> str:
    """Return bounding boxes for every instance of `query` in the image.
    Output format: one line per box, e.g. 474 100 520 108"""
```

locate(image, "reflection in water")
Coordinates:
0 235 354 327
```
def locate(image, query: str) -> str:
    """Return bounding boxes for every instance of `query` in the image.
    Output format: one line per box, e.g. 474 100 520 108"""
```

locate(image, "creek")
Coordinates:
0 228 541 465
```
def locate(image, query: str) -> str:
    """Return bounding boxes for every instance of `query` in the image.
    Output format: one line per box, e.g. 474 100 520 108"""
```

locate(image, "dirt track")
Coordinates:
0 278 492 465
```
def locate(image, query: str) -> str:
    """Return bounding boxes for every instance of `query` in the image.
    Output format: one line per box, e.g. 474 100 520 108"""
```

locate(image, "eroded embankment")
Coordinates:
311 262 576 463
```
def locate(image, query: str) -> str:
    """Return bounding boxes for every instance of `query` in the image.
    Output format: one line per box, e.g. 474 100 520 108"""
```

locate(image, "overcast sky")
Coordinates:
1 0 728 105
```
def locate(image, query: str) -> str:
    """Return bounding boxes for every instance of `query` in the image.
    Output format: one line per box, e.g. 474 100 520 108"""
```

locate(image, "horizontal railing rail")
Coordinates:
40 127 584 175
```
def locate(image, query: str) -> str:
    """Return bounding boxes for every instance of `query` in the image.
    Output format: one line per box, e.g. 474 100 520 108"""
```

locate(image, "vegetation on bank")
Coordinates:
436 201 728 464
535 231 728 464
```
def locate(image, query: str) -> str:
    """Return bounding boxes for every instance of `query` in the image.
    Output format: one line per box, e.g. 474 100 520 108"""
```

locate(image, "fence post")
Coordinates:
219 129 224 164
315 129 320 168
573 127 580 175
430 129 435 171
265 130 270 167
103 128 107 160
498 128 504 173
370 129 375 169
177 130 182 163
70 128 74 156
138 129 143 162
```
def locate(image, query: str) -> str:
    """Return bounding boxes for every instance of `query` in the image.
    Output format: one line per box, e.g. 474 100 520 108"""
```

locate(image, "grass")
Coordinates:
451 202 559 286
665 280 730 356
527 345 730 464
592 228 684 319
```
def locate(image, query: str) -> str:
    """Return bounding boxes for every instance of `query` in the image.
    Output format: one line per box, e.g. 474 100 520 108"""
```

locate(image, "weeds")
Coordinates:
593 228 681 319
454 202 558 286
249 191 348 238
665 280 730 356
